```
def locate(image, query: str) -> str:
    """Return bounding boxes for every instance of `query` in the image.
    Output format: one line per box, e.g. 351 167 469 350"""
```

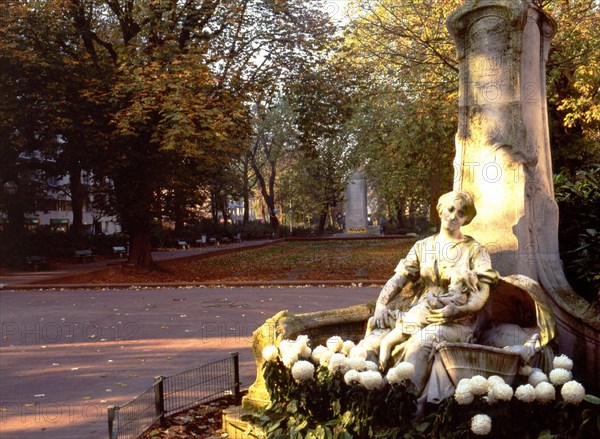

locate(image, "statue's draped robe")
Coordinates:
391 235 499 392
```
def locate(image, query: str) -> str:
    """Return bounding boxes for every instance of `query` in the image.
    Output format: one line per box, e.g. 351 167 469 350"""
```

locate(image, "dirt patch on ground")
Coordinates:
139 394 240 438
57 239 415 285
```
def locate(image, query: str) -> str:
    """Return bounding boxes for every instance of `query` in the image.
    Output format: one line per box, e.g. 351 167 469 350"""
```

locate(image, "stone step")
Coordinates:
222 406 267 439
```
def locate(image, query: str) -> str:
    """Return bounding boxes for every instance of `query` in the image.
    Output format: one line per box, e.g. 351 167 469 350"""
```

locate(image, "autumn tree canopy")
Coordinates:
1 0 335 267
1 0 597 267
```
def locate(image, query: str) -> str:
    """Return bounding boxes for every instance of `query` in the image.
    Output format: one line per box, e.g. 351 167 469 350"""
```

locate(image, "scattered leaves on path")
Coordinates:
60 239 414 285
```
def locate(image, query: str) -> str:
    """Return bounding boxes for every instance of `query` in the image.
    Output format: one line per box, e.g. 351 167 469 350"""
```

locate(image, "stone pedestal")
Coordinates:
447 0 557 278
344 171 368 233
447 0 598 390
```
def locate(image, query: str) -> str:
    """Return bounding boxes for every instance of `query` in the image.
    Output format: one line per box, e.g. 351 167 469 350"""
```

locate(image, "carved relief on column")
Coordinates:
447 0 556 278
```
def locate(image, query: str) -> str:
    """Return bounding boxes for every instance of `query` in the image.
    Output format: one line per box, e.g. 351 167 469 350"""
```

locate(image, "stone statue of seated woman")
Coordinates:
364 191 556 400
242 190 557 414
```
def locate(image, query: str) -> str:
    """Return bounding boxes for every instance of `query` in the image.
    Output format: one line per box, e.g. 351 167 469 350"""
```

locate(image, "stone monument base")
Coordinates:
222 407 266 439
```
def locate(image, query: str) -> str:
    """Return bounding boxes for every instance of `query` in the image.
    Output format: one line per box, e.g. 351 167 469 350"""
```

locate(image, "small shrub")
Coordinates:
554 166 600 304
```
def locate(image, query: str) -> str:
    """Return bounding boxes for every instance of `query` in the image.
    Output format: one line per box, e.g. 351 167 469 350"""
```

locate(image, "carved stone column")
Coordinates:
447 0 598 390
447 0 555 277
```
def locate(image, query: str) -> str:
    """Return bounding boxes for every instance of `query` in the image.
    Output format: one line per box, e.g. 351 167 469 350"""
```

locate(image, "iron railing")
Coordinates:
108 352 240 439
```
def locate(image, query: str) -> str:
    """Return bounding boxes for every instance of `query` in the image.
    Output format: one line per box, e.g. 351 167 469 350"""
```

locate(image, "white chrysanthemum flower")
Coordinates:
561 380 585 405
311 345 328 364
319 350 333 367
454 386 475 405
295 334 309 346
489 383 513 402
342 340 356 356
365 361 379 371
359 370 383 390
549 368 572 386
518 365 532 376
347 357 367 372
279 336 310 358
344 369 361 385
471 414 492 436
469 375 489 396
487 375 505 386
349 345 368 359
326 336 344 353
535 381 556 403
456 378 471 390
394 362 415 380
553 354 574 371
528 369 548 387
291 360 315 382
386 367 400 385
328 353 348 374
299 345 312 359
515 384 536 403
278 339 293 357
262 345 279 362
282 352 298 368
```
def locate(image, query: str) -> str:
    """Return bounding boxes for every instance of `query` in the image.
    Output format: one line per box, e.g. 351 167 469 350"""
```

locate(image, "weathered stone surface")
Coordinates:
447 0 598 390
344 171 368 233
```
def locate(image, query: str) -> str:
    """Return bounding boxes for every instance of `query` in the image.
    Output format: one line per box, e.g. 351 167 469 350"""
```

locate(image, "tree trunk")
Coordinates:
221 202 229 225
128 230 155 268
242 153 251 224
429 172 441 229
395 198 405 228
4 186 25 264
69 165 85 237
317 208 328 235
269 210 280 237
113 167 157 269
252 157 280 237
173 189 185 235
211 191 220 224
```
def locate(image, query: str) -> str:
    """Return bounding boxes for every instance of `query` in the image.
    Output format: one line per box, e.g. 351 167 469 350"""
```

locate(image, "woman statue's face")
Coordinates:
440 199 468 232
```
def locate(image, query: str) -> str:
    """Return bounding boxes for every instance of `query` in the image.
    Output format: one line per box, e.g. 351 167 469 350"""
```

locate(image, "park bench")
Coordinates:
177 240 190 249
74 249 95 263
208 237 217 246
112 246 128 258
220 237 231 245
25 255 49 271
195 235 207 247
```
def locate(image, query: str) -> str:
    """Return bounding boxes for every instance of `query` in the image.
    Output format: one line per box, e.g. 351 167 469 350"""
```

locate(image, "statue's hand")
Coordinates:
373 303 392 328
426 303 461 323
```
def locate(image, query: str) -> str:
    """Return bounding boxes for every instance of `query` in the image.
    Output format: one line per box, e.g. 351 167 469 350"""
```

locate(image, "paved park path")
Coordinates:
0 243 381 438
0 239 277 288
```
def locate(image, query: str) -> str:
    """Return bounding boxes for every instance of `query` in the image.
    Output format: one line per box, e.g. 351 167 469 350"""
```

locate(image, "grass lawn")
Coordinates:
67 238 416 284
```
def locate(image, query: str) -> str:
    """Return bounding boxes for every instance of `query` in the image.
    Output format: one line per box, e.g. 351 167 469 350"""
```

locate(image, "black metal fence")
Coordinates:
107 352 240 439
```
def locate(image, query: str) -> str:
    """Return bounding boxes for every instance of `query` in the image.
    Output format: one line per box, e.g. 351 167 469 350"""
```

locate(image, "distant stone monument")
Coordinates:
344 171 368 234
447 0 598 387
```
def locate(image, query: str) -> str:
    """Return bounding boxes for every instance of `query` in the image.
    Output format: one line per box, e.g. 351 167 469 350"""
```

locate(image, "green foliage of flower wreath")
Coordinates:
246 358 418 438
246 357 600 439
414 391 600 439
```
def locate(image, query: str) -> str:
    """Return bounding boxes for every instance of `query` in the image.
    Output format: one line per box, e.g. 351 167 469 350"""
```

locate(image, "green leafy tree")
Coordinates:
339 0 461 225
288 63 357 234
249 97 300 237
0 0 111 241
541 0 600 172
